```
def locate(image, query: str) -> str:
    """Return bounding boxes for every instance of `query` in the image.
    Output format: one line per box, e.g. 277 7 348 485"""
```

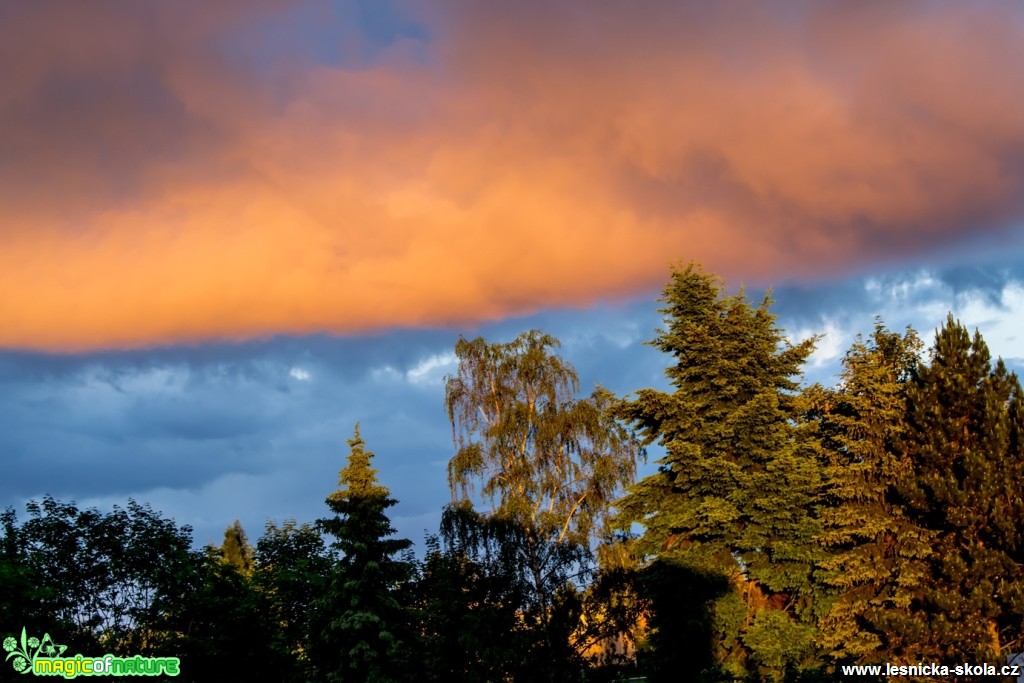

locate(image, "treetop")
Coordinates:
329 423 390 505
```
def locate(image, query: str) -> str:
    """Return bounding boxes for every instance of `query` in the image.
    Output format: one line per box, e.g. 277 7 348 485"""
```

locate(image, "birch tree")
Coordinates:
445 330 640 549
444 330 641 672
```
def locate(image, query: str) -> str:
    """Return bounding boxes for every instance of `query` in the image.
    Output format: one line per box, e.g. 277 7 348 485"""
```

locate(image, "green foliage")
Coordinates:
413 525 527 682
314 425 416 683
219 519 255 577
613 262 822 680
424 503 593 681
741 610 819 682
254 519 332 679
895 315 1024 662
11 263 1024 680
159 549 292 683
809 315 1024 668
810 321 933 663
0 508 50 635
629 557 730 682
571 559 650 674
444 330 642 673
10 496 197 655
2 497 302 682
446 330 641 548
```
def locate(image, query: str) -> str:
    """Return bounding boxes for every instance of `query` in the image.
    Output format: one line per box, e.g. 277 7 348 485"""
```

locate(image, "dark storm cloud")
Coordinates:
766 254 1024 384
0 300 672 547
5 263 1024 547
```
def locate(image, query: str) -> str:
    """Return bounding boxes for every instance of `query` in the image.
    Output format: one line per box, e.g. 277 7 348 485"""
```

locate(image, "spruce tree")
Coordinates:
220 520 255 577
313 425 415 683
897 315 1024 663
811 322 934 664
613 263 821 681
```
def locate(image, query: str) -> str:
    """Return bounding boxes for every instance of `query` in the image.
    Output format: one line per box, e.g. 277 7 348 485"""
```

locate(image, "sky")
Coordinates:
2 0 1024 549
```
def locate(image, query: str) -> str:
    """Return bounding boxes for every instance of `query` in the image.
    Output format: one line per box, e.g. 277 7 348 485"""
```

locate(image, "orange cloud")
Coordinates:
2 1 1024 350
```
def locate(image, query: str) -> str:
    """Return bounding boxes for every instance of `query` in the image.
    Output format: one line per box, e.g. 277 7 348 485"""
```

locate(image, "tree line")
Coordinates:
2 262 1023 681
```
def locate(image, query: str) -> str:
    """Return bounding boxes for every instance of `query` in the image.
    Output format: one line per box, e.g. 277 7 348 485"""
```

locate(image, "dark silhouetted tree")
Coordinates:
161 547 290 683
11 497 196 656
413 526 525 682
254 519 332 680
0 507 50 637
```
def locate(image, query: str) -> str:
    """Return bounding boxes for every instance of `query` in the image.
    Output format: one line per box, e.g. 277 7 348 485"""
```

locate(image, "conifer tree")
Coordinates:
613 263 821 681
810 322 934 663
897 316 1024 662
313 425 415 683
220 519 255 577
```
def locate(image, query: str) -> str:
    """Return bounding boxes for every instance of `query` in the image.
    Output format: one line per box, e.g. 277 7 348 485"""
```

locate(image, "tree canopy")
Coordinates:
897 316 1024 663
612 262 823 681
445 330 641 548
810 322 931 664
6 263 1024 681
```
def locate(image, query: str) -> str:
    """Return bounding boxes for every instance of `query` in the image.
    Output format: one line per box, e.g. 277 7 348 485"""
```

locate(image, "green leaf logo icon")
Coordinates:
4 627 66 675
36 633 66 658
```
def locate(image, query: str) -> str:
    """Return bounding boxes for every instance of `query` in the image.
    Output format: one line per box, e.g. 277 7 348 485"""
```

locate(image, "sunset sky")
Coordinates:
3 0 1024 547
